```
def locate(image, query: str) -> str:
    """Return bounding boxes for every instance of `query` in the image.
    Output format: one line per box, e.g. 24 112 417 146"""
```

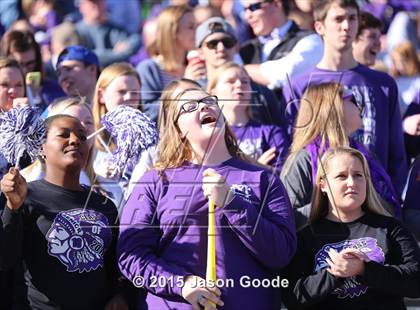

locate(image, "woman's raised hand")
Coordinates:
184 57 207 81
0 167 27 210
12 97 30 109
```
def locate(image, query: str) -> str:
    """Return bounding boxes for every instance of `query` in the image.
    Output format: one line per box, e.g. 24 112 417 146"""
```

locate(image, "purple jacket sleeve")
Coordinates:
117 172 189 299
387 80 408 197
222 171 297 269
266 124 290 170
281 78 305 140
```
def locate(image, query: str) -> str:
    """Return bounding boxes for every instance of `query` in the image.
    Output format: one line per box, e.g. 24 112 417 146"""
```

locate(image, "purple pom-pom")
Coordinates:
101 105 158 176
0 106 47 166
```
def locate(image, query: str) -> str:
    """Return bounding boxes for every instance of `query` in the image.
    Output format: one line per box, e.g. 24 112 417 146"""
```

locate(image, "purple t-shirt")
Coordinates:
230 120 289 171
282 64 407 196
118 157 296 310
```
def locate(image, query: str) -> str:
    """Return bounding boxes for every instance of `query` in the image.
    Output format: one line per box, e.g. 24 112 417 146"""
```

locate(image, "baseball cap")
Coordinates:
56 45 99 68
195 17 237 48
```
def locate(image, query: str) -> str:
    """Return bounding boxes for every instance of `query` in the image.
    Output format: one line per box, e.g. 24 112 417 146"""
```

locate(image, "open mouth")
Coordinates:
369 49 378 57
201 115 217 125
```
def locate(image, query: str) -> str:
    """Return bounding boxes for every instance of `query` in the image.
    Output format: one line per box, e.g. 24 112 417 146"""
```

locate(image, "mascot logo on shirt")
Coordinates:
314 237 385 299
237 138 262 160
46 209 112 273
230 184 255 204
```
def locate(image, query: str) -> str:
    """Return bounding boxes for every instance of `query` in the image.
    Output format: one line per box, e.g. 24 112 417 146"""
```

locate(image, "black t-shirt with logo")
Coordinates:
0 179 119 310
283 213 420 310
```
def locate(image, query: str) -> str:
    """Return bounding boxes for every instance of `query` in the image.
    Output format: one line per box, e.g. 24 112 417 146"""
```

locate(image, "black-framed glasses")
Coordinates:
244 0 273 12
204 37 237 50
174 95 218 123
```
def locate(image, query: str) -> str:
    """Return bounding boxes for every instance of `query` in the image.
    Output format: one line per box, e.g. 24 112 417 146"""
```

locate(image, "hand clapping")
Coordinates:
326 248 365 278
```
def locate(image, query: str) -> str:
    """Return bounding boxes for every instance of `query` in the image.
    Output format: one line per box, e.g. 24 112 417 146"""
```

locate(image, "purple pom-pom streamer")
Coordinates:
0 106 47 166
101 105 158 176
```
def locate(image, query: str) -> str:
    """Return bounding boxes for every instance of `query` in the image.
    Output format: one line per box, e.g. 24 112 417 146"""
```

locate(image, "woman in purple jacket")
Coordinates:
117 86 296 309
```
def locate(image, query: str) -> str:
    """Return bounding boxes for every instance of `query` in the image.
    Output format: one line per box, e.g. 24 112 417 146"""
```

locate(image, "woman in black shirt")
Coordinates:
283 146 420 310
0 115 128 309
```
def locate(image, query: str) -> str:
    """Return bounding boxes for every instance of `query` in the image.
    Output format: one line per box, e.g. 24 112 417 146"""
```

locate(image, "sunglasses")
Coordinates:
244 0 273 12
174 95 218 123
343 90 364 117
204 37 237 50
351 98 364 117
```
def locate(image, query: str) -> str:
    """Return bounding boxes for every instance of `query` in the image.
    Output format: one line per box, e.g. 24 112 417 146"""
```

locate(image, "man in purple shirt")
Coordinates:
282 0 407 196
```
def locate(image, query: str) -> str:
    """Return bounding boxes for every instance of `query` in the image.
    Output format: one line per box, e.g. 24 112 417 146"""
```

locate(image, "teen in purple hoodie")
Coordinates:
281 0 407 197
118 86 296 309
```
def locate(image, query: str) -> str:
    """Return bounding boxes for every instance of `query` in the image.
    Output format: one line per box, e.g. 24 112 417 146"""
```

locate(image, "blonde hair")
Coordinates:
155 5 193 73
207 61 250 94
282 82 349 175
23 97 98 185
309 147 391 223
390 40 420 77
207 62 253 121
154 87 247 170
92 62 141 152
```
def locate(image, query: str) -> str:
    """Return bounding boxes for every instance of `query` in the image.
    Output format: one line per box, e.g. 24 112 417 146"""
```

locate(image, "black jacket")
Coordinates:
240 20 313 64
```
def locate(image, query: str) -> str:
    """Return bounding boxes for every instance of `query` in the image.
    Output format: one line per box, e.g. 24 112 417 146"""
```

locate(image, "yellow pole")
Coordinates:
206 198 216 309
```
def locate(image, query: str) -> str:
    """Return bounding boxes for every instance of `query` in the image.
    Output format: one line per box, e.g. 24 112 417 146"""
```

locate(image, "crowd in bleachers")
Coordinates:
0 0 419 309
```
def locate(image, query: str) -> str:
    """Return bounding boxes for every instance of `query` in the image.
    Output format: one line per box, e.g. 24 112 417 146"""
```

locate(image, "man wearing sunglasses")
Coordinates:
240 0 323 91
193 17 285 126
193 17 240 84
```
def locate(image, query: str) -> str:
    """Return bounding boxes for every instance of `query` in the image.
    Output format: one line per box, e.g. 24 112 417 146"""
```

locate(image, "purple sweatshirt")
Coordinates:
282 64 407 196
118 157 296 309
230 120 290 171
